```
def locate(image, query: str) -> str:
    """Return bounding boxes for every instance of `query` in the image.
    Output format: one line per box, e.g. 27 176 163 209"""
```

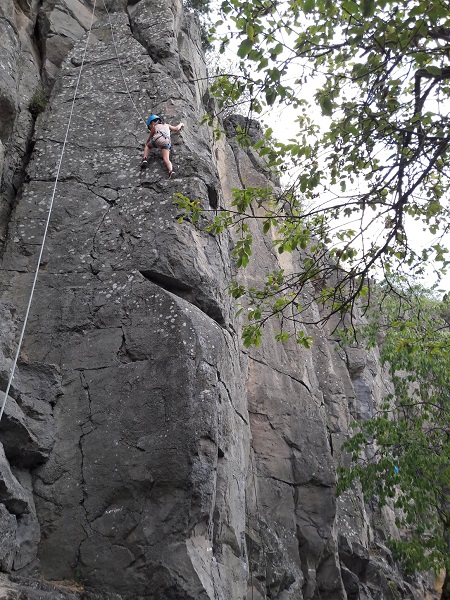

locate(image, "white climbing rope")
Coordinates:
0 0 98 425
101 0 147 125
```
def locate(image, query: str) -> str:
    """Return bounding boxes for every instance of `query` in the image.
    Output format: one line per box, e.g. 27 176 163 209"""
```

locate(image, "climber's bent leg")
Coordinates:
161 148 173 174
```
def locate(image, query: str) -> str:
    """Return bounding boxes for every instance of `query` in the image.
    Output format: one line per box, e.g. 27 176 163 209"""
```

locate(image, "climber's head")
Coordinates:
147 114 162 129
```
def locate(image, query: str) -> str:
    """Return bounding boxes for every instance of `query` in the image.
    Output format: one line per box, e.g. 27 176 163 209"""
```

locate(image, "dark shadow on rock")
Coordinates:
139 269 225 327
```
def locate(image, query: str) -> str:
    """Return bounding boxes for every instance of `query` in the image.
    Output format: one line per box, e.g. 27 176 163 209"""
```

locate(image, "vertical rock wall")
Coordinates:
0 1 440 599
1 2 250 597
216 118 436 600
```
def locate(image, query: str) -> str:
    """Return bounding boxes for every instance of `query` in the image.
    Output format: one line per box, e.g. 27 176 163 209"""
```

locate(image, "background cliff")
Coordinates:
0 0 441 598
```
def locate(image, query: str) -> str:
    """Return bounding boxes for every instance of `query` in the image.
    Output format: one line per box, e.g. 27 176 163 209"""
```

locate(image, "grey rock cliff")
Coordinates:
0 0 440 599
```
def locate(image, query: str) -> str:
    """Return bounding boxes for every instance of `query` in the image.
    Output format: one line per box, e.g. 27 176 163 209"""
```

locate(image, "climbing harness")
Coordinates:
0 0 98 425
151 124 172 148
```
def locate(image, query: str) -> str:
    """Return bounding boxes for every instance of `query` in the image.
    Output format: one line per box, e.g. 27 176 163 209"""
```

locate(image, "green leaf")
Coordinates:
272 43 284 55
242 324 262 347
425 65 442 77
296 330 314 348
275 331 291 342
266 87 277 106
237 38 253 58
362 0 375 17
319 95 333 116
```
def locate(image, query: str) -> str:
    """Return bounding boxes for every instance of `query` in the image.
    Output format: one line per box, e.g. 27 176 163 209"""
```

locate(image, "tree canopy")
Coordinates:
177 0 450 343
337 283 450 593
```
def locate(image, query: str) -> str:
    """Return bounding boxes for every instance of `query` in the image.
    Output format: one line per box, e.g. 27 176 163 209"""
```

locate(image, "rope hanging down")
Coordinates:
101 0 146 125
0 0 98 425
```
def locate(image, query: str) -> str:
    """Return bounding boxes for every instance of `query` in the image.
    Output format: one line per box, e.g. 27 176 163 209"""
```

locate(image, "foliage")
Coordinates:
174 184 321 345
205 56 254 119
29 90 48 118
175 165 380 344
338 282 450 577
185 0 450 341
183 0 210 12
200 26 214 53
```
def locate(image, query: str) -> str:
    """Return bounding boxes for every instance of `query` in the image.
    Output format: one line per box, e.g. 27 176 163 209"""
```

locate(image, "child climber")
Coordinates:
141 115 184 179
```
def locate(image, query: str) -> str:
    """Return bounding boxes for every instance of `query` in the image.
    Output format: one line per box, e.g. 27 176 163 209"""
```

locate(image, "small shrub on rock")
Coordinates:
29 90 48 118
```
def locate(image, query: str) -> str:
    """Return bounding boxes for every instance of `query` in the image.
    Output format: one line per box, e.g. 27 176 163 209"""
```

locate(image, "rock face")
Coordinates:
0 1 440 599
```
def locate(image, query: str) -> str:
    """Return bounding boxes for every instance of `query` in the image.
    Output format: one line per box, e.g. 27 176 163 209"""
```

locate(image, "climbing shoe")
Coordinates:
140 158 148 168
167 170 174 179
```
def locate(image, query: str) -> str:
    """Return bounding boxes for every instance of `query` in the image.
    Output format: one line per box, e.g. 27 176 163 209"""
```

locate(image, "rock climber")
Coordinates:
141 114 184 179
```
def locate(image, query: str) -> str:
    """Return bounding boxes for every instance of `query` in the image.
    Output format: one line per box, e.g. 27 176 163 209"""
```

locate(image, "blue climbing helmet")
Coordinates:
147 114 161 129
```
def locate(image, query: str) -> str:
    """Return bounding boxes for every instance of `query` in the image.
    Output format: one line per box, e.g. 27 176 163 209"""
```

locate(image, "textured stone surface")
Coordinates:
0 0 441 599
1 3 246 598
37 0 93 84
216 115 436 600
0 0 41 250
0 574 83 599
0 505 16 573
